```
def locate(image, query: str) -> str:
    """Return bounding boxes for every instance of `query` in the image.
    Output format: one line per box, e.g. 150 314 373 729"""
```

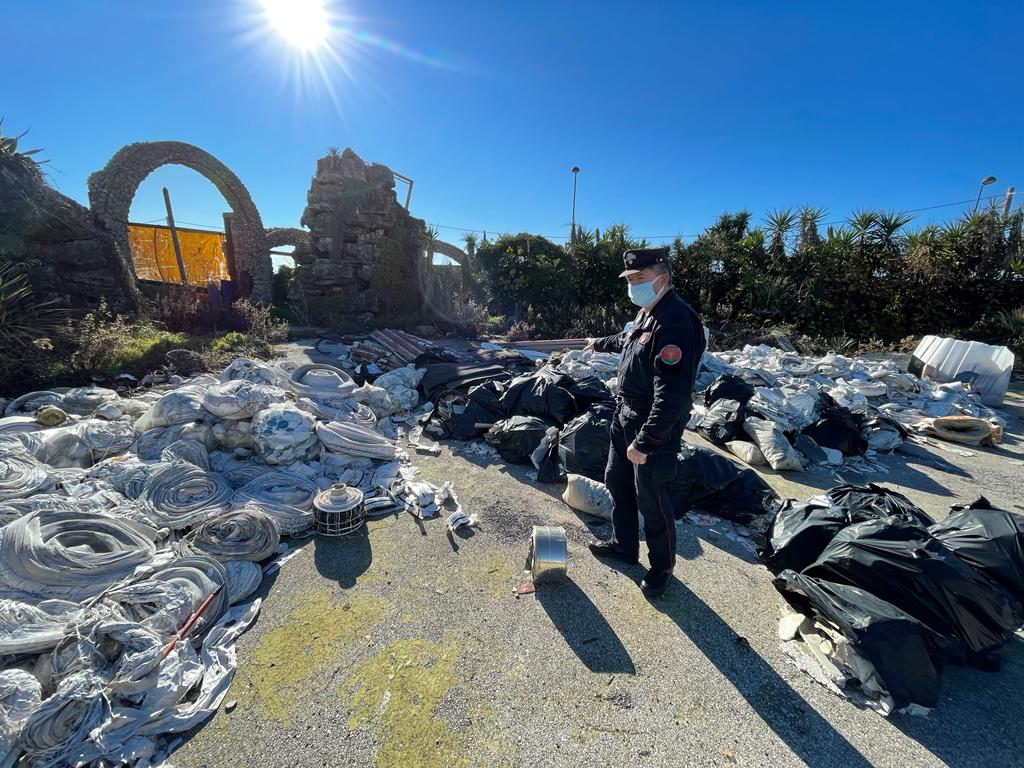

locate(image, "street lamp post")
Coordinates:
571 166 580 255
974 175 997 213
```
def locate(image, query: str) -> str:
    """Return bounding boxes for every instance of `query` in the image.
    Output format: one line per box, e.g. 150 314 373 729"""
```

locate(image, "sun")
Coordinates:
260 0 328 51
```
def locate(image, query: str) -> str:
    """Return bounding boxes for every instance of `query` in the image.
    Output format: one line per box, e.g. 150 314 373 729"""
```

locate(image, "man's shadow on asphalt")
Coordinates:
536 577 636 675
643 574 875 768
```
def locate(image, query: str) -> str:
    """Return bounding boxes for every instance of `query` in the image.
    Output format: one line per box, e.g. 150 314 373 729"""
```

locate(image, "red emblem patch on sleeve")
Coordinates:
658 344 682 365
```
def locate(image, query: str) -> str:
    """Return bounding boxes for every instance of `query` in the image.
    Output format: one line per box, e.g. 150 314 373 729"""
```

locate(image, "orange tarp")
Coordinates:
127 223 230 285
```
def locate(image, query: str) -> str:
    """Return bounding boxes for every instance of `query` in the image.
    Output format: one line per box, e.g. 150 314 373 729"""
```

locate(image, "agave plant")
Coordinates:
0 118 43 158
0 261 64 360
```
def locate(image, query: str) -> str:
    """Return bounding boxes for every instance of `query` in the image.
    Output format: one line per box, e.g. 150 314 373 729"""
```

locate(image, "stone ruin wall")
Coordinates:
290 148 428 316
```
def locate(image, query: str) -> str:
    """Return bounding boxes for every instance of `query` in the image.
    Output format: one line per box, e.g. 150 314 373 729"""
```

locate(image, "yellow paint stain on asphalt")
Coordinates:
238 588 388 723
344 637 467 768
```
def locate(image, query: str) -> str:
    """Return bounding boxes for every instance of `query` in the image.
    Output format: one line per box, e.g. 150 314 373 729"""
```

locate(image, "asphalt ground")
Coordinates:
174 343 1024 768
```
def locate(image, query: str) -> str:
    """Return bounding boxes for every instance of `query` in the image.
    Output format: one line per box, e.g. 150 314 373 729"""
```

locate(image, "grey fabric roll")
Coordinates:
145 556 228 643
288 363 357 403
160 438 210 470
16 670 107 764
251 407 319 465
0 509 158 600
315 420 399 459
78 418 137 460
219 357 288 387
231 471 319 535
0 598 82 655
179 508 280 562
0 668 42 762
133 421 214 461
3 390 64 417
61 386 118 416
0 453 50 501
224 560 263 605
140 463 233 530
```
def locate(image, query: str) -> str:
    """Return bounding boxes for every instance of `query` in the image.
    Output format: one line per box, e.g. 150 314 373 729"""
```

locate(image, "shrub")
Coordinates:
235 299 288 344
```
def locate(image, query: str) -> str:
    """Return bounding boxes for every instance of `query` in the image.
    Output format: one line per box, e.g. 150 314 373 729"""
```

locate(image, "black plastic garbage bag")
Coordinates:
801 406 867 455
827 483 935 528
773 570 944 709
443 381 506 441
757 498 851 573
930 497 1024 603
486 416 555 465
670 443 777 523
419 362 511 400
704 374 755 408
697 398 747 445
558 404 614 481
499 373 578 427
804 519 1024 663
562 374 613 411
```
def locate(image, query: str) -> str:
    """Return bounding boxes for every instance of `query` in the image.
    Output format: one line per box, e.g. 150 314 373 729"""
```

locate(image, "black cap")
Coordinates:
619 247 669 277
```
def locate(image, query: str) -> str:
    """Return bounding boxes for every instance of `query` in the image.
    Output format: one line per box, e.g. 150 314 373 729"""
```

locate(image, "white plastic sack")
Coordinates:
202 380 288 420
219 357 288 388
251 407 319 465
742 418 803 471
726 440 767 466
134 387 207 431
562 474 614 521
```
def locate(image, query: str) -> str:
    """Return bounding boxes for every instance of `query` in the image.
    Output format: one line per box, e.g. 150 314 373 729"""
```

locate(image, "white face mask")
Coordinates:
627 275 665 307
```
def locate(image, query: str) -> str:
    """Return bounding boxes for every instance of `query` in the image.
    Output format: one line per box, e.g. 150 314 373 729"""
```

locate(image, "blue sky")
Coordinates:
6 0 1023 257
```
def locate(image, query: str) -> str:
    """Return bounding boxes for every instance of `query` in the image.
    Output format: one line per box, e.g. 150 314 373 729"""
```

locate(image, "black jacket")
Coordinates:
593 289 705 453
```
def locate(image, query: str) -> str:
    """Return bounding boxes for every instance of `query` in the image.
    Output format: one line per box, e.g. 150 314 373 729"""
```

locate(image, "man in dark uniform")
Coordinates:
586 247 705 597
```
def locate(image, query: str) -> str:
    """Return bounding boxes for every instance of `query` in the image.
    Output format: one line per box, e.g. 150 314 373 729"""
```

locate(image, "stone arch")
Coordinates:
88 141 272 303
431 240 467 265
265 227 310 250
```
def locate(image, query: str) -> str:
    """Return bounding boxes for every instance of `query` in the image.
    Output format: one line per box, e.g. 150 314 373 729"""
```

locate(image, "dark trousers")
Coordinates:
604 403 679 574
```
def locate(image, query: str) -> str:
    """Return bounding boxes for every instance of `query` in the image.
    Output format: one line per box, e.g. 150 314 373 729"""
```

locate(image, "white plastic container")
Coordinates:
909 335 1014 406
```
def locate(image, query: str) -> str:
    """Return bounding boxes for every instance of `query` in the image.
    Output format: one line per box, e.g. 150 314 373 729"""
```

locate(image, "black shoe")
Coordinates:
588 539 640 565
641 568 674 598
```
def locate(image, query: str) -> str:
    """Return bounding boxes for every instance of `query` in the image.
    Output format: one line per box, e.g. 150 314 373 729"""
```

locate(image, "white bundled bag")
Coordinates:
562 474 613 521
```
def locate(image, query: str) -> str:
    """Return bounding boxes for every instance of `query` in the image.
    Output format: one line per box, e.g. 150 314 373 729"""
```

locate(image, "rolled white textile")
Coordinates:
139 463 233 530
179 508 280 562
78 418 137 460
0 509 158 600
16 670 106 766
296 397 377 428
232 471 319 535
133 421 214 461
0 453 51 501
207 451 266 488
251 407 319 465
3 390 64 416
316 420 399 460
145 556 228 643
0 668 42 764
202 380 288 420
0 415 40 436
224 560 263 605
0 598 83 655
288 363 357 404
61 386 118 416
160 438 210 470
